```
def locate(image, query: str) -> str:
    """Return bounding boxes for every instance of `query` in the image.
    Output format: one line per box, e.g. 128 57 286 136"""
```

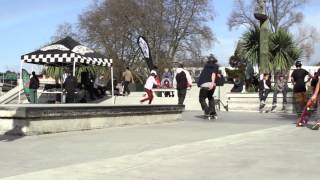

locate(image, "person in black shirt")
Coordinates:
173 63 192 105
291 61 312 113
197 54 219 119
64 72 78 103
258 73 271 111
29 71 40 104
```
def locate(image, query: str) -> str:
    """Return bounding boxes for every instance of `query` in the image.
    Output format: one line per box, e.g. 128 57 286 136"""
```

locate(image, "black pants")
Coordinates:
199 87 216 115
94 86 106 98
123 81 130 95
177 88 187 105
66 92 76 103
259 89 270 102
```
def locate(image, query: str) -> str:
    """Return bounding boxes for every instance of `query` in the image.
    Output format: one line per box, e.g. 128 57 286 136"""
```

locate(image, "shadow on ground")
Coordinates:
0 134 24 142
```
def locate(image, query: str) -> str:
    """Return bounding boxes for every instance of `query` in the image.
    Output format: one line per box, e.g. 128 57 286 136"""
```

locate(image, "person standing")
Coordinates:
140 71 159 104
29 71 40 104
64 72 78 103
174 64 192 105
122 67 134 96
271 73 288 112
291 61 312 114
258 73 271 111
197 55 219 119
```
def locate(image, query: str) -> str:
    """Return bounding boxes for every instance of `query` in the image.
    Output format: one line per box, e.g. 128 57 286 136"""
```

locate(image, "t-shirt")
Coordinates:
144 76 157 90
291 68 309 93
197 64 219 87
311 76 319 88
122 70 133 82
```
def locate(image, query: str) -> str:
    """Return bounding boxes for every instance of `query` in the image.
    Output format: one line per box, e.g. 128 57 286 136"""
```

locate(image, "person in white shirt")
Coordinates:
140 72 159 104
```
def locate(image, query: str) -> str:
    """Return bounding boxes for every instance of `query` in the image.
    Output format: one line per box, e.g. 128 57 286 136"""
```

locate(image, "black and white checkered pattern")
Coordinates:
21 53 112 67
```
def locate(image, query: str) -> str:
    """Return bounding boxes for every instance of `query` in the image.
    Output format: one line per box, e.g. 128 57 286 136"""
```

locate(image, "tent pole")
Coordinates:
73 60 76 77
18 61 23 104
110 61 114 104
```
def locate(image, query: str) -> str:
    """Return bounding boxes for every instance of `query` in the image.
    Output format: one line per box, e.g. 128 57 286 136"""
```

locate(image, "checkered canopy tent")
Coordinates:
21 36 112 67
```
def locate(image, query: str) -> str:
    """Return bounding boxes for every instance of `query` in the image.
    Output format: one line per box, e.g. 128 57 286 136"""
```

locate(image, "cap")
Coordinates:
150 70 157 75
295 61 302 67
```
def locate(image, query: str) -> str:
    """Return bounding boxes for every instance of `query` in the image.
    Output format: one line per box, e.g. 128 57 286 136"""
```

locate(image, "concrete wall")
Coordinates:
0 104 184 135
101 83 233 112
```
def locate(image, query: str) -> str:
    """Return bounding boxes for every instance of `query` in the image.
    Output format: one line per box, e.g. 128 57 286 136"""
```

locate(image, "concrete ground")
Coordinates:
0 111 319 180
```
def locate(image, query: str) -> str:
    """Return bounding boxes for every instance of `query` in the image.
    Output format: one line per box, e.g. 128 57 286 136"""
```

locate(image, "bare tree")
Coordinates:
267 0 306 32
77 0 215 79
51 22 79 42
228 0 259 30
228 0 306 32
229 0 320 60
296 25 320 59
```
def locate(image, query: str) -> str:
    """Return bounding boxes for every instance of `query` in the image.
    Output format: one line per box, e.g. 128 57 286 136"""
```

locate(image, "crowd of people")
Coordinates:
257 60 316 114
139 55 222 120
27 54 320 128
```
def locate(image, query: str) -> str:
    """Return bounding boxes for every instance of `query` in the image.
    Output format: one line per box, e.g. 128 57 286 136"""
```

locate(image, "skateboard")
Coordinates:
311 120 320 130
297 99 315 126
259 108 273 113
200 115 217 120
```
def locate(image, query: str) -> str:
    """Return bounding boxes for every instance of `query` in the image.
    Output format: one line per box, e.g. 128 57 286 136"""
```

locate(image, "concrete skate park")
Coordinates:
0 111 319 180
0 82 299 136
1 81 320 179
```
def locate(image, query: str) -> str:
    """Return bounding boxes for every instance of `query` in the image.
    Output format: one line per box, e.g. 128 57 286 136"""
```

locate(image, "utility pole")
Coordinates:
254 0 269 74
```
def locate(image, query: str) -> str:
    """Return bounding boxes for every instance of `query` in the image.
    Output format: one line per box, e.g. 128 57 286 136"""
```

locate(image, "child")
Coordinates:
140 72 159 104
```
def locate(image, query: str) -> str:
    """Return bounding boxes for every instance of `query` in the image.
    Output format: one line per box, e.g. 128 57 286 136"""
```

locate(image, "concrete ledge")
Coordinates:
227 92 295 112
0 104 184 135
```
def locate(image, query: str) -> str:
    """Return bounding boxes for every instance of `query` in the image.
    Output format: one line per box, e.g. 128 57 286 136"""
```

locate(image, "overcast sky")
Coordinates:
0 0 319 72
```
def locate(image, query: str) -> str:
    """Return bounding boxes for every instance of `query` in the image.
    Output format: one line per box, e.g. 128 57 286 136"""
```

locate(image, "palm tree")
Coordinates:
241 28 302 74
241 28 261 67
269 29 302 74
45 66 110 82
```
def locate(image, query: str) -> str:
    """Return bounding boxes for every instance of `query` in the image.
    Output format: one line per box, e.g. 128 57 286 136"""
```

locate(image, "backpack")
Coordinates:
176 71 188 89
215 73 225 86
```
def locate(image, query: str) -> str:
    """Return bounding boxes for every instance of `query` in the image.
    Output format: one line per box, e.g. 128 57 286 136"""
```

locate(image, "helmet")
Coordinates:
295 61 302 67
207 54 217 63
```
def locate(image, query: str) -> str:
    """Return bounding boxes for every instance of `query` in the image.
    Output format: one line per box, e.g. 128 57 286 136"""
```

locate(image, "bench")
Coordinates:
153 88 176 97
227 92 295 112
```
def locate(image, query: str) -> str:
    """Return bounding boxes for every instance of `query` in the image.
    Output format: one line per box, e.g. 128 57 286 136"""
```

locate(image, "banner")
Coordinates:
22 69 31 102
137 36 153 70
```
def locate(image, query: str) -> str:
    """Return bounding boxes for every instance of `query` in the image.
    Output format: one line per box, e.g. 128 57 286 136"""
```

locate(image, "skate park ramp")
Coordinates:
0 86 24 104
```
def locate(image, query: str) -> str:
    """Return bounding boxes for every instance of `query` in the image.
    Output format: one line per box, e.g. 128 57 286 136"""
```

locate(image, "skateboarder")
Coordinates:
197 54 219 120
297 74 320 128
140 71 159 104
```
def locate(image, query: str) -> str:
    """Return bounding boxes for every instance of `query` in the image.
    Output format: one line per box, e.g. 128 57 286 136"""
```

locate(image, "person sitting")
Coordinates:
258 73 271 111
94 75 107 98
231 76 243 93
161 78 173 97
